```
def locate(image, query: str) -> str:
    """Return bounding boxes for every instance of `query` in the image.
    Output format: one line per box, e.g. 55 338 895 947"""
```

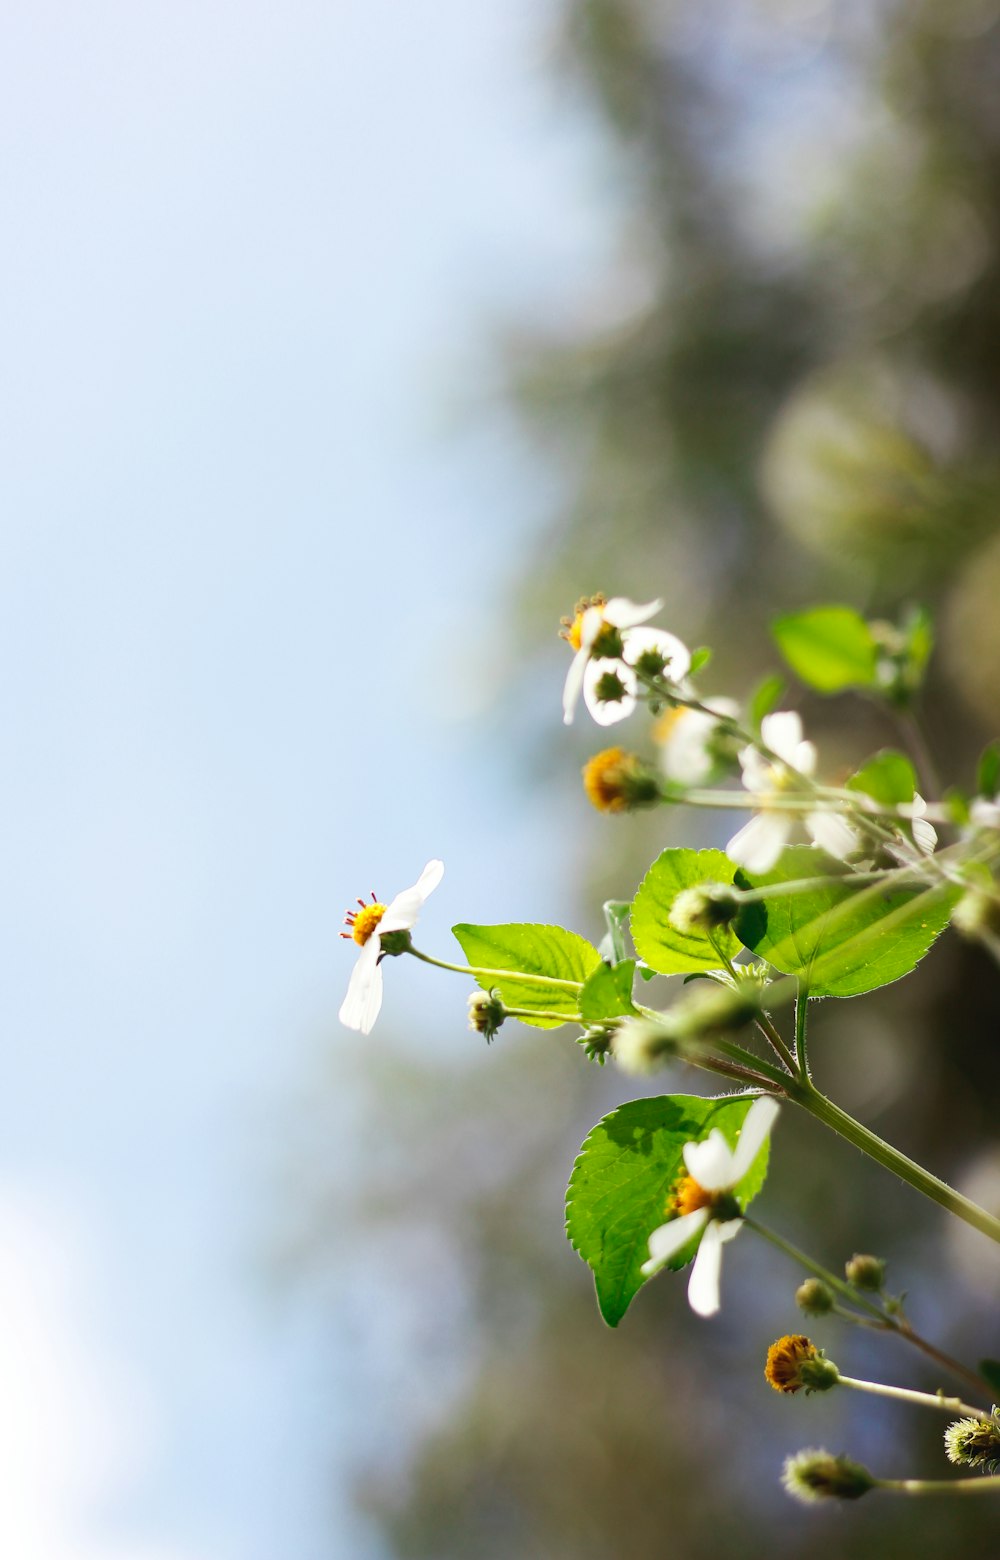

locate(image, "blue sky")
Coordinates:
0 2 613 1555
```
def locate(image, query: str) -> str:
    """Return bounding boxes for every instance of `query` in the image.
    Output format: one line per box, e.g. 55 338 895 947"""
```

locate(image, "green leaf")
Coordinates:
688 645 713 676
579 960 638 1024
978 743 1000 801
566 1094 770 1327
979 1360 1000 1396
452 923 600 1028
772 605 877 694
631 849 742 974
846 749 917 808
734 846 958 997
598 900 631 966
748 673 786 733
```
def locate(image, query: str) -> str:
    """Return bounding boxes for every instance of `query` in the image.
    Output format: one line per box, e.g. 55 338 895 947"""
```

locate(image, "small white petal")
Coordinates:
683 1129 734 1192
726 812 792 874
583 659 638 726
738 746 772 792
562 648 589 725
790 740 817 777
806 810 859 861
338 934 384 1034
641 1209 710 1276
579 605 606 653
727 1096 780 1185
760 711 804 766
910 796 937 855
970 797 1000 829
604 596 663 630
381 858 445 932
687 1222 726 1317
621 628 691 682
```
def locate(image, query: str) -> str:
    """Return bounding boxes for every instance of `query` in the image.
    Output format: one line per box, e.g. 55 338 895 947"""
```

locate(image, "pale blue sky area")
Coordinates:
0 3 613 1556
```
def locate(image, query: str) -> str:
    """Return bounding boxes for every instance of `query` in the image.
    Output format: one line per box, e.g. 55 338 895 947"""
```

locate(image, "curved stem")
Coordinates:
838 1375 989 1421
408 946 583 991
878 1476 1000 1496
743 1217 886 1322
794 992 810 1081
789 1082 1000 1245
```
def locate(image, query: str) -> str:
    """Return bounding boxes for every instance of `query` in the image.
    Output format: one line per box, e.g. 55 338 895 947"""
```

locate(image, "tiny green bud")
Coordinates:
944 1414 1000 1472
582 748 661 814
611 1017 680 1075
670 982 759 1044
782 1448 876 1504
796 1278 834 1316
845 1253 885 1291
952 887 1000 942
668 884 741 937
467 989 506 1042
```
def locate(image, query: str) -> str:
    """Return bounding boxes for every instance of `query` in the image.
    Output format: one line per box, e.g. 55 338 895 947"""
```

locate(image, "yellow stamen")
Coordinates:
653 706 688 745
765 1334 819 1394
670 1173 715 1218
351 903 387 945
559 593 606 652
582 747 632 813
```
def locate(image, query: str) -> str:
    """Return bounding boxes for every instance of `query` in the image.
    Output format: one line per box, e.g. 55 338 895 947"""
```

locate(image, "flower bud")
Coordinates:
796 1278 834 1316
782 1449 876 1504
668 885 741 937
582 748 661 814
467 990 506 1042
944 1414 1000 1472
611 1018 681 1075
765 1335 840 1395
845 1253 885 1291
670 982 760 1044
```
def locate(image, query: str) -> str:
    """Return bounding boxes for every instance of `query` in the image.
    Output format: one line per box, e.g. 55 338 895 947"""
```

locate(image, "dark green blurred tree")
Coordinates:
304 3 1000 1554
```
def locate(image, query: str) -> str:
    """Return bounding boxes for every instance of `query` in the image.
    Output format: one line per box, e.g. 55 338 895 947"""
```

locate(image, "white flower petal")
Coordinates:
562 647 589 725
381 858 445 932
738 746 772 792
641 1209 710 1276
970 797 1000 829
683 1129 734 1191
806 810 859 861
583 659 638 726
604 596 663 630
579 605 607 653
621 628 691 682
910 796 937 855
760 711 804 766
727 1096 780 1185
726 811 791 873
338 934 384 1034
687 1222 726 1317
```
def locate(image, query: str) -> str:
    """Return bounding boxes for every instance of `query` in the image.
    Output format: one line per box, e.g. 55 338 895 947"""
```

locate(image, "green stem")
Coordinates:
877 1476 1000 1496
837 1374 988 1421
794 992 810 1080
743 1217 887 1322
503 1006 583 1024
790 1083 1000 1245
408 946 583 991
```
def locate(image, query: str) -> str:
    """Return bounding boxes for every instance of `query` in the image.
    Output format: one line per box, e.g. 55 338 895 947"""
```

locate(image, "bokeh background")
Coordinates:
5 0 1000 1555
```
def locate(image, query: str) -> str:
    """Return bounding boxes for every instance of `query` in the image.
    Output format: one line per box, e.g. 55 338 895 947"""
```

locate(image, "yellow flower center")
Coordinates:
653 707 688 745
765 1334 818 1394
670 1174 716 1218
582 747 630 812
342 897 388 945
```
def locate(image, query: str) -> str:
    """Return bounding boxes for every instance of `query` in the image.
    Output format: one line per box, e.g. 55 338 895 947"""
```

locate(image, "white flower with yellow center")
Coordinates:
561 596 690 725
338 859 444 1035
726 711 858 873
641 1096 779 1318
655 697 740 785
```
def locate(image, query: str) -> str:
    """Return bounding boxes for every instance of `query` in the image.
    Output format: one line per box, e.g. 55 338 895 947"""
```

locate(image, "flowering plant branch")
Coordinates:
339 595 1000 1503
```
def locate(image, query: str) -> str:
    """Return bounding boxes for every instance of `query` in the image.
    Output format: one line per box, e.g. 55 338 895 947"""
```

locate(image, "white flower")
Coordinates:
726 711 858 873
562 597 690 725
338 860 444 1035
641 1096 779 1317
656 697 740 786
910 794 937 855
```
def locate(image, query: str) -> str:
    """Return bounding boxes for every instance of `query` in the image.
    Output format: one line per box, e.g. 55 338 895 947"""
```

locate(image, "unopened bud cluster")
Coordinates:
467 990 506 1042
845 1253 885 1292
668 885 741 937
582 748 661 814
944 1413 1000 1473
795 1278 834 1316
765 1335 840 1395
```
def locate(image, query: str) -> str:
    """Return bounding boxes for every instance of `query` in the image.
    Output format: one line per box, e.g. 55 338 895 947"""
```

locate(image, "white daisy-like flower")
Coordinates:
655 697 740 786
561 596 689 725
726 711 858 873
641 1096 779 1318
338 860 444 1035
